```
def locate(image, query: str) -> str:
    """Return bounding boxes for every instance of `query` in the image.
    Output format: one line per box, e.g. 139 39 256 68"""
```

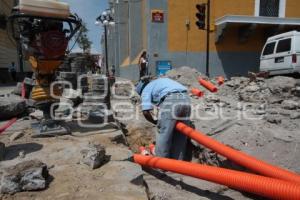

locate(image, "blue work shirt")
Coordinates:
141 78 187 111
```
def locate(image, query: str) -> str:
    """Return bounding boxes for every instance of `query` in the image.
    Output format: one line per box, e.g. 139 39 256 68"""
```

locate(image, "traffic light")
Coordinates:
195 4 206 30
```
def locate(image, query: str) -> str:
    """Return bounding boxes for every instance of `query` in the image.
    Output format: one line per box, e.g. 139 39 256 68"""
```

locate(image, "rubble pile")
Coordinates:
165 67 300 173
165 66 205 88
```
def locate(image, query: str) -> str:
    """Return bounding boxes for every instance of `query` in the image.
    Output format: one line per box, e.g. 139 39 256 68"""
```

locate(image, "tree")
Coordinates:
76 22 92 53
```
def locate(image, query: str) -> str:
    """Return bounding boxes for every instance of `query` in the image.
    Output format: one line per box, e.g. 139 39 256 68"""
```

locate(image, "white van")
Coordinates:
260 31 300 75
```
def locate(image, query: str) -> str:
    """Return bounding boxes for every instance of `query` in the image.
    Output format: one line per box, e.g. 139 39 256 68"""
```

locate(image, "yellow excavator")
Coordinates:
8 0 81 136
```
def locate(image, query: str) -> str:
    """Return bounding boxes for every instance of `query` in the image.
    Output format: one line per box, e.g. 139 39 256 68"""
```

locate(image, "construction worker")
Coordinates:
136 77 192 160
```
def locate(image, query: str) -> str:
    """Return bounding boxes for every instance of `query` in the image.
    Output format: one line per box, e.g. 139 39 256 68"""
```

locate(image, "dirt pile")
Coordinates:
165 66 204 88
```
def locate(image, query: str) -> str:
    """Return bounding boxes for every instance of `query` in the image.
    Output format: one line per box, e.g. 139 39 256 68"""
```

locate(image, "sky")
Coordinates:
62 0 108 54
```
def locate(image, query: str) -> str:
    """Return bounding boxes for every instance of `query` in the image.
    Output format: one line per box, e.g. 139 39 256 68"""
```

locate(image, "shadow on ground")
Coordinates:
4 142 43 160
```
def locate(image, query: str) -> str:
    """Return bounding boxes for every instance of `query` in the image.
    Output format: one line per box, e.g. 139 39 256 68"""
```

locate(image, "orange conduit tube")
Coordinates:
134 154 300 200
176 122 300 184
216 76 225 85
190 88 204 97
198 78 218 93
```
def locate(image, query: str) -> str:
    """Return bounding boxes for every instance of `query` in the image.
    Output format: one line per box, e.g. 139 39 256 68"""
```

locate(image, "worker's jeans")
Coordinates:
156 93 191 160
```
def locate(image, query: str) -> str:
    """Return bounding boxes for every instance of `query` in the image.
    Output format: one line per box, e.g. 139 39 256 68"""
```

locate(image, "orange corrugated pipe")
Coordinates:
198 78 218 93
190 88 204 97
216 76 225 85
134 154 300 200
176 122 300 184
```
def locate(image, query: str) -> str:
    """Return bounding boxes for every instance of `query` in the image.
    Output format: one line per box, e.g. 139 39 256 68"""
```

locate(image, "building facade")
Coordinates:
107 0 300 80
0 0 18 82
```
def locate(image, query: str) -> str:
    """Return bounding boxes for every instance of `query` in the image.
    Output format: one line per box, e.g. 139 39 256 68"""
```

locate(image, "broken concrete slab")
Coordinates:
9 131 24 142
265 76 297 94
281 100 299 110
0 96 27 120
80 144 106 169
290 112 300 120
0 160 48 194
264 115 282 124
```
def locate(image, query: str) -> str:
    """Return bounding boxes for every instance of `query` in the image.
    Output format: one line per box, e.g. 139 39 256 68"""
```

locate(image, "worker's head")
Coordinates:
135 76 151 95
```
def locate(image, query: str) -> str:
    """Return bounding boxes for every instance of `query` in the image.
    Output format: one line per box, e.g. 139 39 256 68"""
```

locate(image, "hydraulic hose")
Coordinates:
176 122 300 184
134 154 300 200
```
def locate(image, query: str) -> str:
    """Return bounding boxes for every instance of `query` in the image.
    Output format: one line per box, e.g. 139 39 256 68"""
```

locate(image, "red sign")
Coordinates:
152 10 164 23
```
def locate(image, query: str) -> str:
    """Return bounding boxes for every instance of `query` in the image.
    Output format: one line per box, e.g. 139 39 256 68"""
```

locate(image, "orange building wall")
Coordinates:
168 0 275 53
286 0 300 18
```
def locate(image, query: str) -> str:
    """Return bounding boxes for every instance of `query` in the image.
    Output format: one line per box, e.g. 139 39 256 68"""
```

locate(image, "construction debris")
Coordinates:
80 143 106 169
9 131 24 142
0 96 27 120
0 160 48 194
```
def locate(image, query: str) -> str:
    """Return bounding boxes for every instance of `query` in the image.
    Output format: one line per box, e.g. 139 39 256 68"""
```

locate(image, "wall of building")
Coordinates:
0 0 18 82
115 0 300 80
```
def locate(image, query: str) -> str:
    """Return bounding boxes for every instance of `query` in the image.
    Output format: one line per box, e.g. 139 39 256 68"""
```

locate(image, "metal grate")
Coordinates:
259 0 280 17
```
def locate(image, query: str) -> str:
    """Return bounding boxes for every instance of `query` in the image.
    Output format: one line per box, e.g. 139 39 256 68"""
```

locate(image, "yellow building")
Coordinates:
111 0 300 79
0 0 18 83
167 0 300 77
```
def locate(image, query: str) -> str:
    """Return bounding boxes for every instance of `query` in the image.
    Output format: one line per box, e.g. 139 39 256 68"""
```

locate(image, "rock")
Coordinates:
292 87 300 97
206 95 220 103
0 160 48 194
29 110 44 120
0 96 27 120
9 131 24 142
244 84 260 92
0 142 5 161
266 76 296 94
281 100 299 110
290 113 300 120
255 110 266 115
80 144 106 169
264 115 282 124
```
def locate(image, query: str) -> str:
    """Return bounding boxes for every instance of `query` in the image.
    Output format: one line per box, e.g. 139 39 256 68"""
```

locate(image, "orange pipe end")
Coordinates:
175 122 300 185
216 76 225 85
190 88 204 97
198 78 218 93
134 154 300 200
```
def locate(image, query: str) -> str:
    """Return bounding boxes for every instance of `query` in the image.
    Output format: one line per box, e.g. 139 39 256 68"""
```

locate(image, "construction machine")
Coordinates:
8 0 81 136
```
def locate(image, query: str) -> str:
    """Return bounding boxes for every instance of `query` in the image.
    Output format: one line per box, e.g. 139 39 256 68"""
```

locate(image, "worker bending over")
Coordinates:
136 77 192 160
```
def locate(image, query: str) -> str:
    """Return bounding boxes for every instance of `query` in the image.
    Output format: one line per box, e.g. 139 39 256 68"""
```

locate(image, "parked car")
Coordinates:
260 31 300 75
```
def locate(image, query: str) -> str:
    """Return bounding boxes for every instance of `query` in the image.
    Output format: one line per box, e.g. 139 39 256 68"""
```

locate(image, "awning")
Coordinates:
215 15 300 43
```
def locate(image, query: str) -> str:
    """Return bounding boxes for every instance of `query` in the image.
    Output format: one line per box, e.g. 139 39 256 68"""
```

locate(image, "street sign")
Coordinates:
151 10 164 23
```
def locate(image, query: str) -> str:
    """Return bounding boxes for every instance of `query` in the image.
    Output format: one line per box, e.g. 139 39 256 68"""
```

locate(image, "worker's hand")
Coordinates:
143 110 157 125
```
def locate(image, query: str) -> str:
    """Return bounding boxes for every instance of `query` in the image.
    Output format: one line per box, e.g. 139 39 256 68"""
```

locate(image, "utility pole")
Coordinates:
195 0 210 77
206 0 210 77
104 25 109 77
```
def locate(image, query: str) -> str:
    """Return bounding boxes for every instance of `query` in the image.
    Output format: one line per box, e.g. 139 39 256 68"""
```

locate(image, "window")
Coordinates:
259 0 280 17
263 42 276 56
276 38 291 53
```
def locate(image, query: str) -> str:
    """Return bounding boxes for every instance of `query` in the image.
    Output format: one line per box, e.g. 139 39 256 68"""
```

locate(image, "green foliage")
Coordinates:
76 22 92 53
